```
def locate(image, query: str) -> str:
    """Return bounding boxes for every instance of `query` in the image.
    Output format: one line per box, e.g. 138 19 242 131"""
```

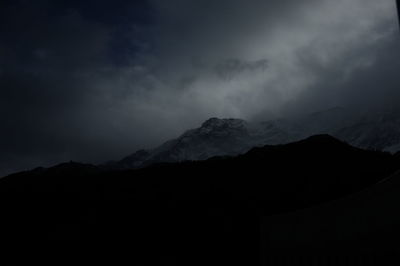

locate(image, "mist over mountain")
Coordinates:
105 107 400 170
1 1 400 263
0 0 399 176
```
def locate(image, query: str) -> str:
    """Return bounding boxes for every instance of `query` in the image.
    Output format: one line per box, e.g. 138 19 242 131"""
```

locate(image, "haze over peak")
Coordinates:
0 0 398 176
104 108 400 171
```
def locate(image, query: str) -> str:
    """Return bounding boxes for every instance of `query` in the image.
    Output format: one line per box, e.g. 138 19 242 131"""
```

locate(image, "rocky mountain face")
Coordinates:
105 118 255 169
105 108 400 170
335 115 400 152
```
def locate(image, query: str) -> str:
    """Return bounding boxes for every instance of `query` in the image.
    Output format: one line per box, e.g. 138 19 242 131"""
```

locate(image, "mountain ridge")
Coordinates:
105 108 400 170
1 134 399 264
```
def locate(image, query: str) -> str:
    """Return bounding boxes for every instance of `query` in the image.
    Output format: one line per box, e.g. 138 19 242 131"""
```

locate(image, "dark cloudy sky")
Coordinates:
0 0 399 176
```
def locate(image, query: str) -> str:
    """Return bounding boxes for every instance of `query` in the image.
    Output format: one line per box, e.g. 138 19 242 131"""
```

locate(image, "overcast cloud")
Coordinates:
0 0 398 176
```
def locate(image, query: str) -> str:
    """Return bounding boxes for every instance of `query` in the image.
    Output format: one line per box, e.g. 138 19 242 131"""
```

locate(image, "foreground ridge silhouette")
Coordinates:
1 135 400 265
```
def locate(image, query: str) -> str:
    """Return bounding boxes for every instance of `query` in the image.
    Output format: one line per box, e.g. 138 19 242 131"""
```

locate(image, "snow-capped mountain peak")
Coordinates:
104 108 400 170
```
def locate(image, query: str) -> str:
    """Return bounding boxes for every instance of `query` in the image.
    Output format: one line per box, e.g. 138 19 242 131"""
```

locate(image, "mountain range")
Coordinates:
105 107 400 170
3 106 400 264
2 134 400 264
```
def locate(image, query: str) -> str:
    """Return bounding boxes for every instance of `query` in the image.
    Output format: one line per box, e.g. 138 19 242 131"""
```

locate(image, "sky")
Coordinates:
0 0 399 176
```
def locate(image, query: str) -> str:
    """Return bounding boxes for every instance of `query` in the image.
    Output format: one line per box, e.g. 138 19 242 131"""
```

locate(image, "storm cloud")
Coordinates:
0 0 399 176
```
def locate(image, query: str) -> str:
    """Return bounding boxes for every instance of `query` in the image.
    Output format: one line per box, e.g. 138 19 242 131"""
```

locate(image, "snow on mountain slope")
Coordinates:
106 108 400 170
105 118 256 169
334 113 400 152
149 118 253 162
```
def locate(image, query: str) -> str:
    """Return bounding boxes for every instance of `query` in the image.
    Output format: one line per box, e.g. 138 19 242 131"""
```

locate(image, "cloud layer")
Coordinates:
0 0 398 176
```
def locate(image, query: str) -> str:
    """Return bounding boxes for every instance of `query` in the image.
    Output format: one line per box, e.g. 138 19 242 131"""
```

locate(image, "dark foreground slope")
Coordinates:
0 135 399 265
261 170 400 263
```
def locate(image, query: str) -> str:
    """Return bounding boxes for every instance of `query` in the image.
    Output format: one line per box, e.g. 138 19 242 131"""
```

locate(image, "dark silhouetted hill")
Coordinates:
1 135 400 265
